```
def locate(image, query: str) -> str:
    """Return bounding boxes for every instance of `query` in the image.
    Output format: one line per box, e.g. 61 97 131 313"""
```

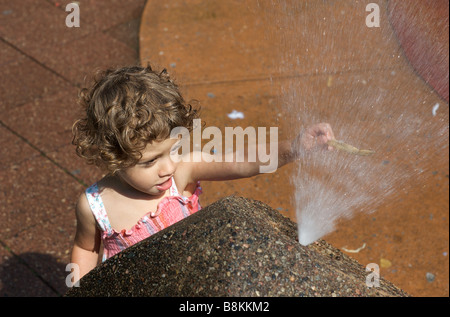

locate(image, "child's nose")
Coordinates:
159 156 176 177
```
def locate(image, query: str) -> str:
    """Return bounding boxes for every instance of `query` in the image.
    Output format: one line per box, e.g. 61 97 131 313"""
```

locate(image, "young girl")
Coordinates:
71 65 334 279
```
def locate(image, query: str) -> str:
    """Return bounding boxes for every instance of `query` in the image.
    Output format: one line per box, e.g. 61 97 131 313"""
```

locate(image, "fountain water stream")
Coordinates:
258 0 449 245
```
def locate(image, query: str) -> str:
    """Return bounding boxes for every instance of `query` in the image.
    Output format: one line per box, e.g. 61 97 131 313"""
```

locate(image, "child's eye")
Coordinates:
141 158 156 167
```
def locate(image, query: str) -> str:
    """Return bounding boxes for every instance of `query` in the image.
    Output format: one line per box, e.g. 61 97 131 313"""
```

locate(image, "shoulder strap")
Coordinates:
85 183 113 234
169 176 180 196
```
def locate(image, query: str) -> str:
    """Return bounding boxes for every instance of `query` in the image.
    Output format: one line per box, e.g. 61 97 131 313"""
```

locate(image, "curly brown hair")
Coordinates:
72 65 199 173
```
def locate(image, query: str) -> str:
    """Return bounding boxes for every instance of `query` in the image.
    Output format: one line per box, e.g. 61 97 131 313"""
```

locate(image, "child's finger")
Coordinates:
326 127 335 140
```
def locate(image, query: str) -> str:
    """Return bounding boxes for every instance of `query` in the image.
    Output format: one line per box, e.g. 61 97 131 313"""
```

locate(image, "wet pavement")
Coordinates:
0 0 448 297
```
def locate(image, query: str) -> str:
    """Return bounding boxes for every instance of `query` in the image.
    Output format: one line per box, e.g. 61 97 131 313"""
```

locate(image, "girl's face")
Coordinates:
117 138 181 197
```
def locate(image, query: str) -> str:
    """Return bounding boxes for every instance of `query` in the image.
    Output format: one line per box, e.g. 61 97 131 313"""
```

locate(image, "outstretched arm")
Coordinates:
183 122 334 183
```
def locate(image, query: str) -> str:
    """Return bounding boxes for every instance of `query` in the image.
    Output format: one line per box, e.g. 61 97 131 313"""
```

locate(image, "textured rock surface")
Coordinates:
66 196 408 297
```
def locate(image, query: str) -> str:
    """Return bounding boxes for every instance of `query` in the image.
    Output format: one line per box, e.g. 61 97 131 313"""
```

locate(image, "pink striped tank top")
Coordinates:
85 177 202 262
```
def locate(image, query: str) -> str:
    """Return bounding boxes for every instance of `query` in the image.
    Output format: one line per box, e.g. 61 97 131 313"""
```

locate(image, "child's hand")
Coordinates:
293 123 335 155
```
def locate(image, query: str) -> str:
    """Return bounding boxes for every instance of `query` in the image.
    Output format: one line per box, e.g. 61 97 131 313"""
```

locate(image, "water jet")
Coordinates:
262 0 449 246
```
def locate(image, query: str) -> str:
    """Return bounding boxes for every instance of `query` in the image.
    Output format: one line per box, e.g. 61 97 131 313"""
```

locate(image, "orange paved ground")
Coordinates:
139 0 448 297
0 0 448 297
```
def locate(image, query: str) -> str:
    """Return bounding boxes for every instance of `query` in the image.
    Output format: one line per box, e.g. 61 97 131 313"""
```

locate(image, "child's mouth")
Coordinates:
156 177 172 191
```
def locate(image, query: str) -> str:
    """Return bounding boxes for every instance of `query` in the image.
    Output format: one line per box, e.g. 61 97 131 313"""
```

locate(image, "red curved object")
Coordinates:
388 0 449 102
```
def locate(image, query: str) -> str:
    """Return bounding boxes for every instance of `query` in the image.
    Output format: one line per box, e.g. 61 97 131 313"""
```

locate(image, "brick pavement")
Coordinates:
0 0 146 296
0 0 448 297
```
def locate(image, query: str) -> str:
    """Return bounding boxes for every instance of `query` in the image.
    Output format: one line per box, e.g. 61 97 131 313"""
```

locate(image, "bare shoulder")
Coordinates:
176 150 232 182
173 151 203 194
75 192 96 228
73 190 102 254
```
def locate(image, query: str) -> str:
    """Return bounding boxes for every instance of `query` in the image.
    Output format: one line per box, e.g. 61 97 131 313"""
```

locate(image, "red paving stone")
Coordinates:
0 0 146 296
0 0 448 297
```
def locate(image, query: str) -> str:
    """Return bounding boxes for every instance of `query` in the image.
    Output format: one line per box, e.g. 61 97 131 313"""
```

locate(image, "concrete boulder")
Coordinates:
66 196 408 297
